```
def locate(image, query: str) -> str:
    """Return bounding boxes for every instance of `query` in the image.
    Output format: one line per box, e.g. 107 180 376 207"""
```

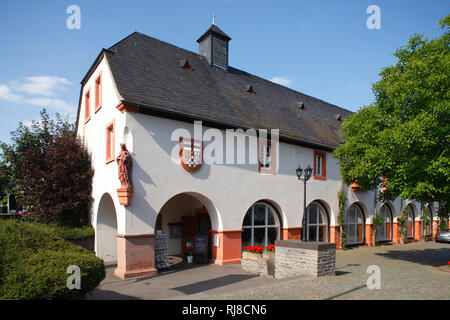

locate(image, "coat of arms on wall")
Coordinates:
179 137 203 172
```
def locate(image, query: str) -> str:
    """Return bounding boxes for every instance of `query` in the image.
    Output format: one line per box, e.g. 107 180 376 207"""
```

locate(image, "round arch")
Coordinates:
96 193 118 262
305 200 331 242
241 200 283 248
404 203 416 239
377 203 393 241
155 191 220 258
345 202 366 246
423 204 433 236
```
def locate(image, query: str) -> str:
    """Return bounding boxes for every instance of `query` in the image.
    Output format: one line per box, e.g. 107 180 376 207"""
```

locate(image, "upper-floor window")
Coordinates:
106 120 115 163
84 89 91 123
95 72 102 113
313 150 326 179
258 139 276 174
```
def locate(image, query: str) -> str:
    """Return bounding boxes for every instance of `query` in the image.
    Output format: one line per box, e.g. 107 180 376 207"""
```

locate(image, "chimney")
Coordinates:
197 22 231 70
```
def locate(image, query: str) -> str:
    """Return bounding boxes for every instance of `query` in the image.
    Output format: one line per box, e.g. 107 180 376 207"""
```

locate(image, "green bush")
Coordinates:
0 220 104 300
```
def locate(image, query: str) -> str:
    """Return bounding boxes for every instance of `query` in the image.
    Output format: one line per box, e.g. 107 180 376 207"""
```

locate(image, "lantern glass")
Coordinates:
296 166 303 180
304 165 313 181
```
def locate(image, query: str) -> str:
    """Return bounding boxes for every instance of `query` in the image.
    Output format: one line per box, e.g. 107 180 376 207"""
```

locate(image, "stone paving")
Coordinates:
205 241 450 300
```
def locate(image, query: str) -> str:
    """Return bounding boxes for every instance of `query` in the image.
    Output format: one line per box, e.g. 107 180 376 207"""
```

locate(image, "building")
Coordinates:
76 23 442 279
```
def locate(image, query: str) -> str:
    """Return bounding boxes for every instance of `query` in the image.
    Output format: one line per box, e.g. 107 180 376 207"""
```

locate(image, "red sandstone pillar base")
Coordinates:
114 233 157 279
211 230 242 265
414 220 422 241
329 226 342 250
365 224 374 246
392 222 401 244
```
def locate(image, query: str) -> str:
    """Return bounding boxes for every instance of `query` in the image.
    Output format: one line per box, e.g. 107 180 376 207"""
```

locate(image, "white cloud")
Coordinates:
270 77 292 87
12 75 72 96
0 84 22 102
24 98 75 113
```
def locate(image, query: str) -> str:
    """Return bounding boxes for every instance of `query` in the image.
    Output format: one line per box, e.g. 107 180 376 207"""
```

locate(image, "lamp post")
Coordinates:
296 164 313 241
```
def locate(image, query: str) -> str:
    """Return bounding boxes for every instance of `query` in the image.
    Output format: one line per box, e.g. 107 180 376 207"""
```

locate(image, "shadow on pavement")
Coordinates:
325 284 366 300
170 274 259 295
88 289 142 300
375 247 450 267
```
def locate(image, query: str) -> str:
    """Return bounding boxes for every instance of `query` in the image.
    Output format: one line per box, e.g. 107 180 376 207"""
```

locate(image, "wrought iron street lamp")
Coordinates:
296 164 313 241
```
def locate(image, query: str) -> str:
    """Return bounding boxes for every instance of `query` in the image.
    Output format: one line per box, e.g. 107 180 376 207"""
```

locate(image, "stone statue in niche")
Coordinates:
116 143 132 189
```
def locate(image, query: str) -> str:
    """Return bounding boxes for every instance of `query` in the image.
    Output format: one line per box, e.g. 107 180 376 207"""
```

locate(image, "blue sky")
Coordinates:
0 0 448 143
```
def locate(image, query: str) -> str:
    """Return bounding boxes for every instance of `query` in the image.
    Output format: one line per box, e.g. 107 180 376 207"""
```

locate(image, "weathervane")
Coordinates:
213 13 215 25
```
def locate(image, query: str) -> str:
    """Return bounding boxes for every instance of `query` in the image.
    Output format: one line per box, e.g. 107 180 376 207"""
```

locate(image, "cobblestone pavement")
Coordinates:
205 242 450 300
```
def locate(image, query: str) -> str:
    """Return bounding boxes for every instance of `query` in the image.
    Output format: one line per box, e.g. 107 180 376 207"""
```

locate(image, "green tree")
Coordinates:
333 15 450 222
0 109 94 226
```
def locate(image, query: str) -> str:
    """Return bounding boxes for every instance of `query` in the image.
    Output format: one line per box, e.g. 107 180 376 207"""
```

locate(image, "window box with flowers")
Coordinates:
241 245 276 276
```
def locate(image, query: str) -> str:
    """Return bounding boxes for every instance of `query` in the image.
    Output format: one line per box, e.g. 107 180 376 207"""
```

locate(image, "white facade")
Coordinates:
77 53 440 277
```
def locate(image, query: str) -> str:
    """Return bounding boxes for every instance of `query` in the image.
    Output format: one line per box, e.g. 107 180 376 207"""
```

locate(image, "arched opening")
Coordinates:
242 201 281 248
376 204 393 241
96 193 118 262
156 193 213 264
305 201 329 242
423 205 433 236
344 203 365 246
405 204 415 239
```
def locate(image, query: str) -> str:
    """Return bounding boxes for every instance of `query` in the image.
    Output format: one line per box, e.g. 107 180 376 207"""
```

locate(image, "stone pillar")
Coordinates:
392 222 399 244
414 220 422 241
114 233 158 279
329 226 342 250
211 230 242 265
282 227 302 240
274 240 336 279
365 224 374 246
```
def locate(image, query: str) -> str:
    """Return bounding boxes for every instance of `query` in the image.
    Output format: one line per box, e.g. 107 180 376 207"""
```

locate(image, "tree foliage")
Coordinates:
0 109 94 226
333 15 450 219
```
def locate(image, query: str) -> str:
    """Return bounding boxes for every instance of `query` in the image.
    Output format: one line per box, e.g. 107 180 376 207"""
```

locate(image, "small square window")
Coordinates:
313 150 326 179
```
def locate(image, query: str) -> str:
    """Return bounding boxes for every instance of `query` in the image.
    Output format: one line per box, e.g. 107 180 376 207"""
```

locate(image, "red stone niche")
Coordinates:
114 233 157 279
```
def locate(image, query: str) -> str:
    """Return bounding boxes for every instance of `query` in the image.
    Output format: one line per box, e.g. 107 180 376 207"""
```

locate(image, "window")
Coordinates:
405 205 415 238
84 89 91 123
258 139 276 174
95 72 102 113
242 202 280 248
376 205 392 241
305 202 328 242
313 150 326 179
345 204 365 245
261 145 271 169
106 120 115 163
423 206 432 236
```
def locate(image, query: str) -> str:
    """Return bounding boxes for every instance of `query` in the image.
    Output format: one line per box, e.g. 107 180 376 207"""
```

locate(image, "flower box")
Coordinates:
242 251 264 261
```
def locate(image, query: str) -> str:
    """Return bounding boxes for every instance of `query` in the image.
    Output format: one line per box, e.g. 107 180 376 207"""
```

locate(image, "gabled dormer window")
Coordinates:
313 150 326 179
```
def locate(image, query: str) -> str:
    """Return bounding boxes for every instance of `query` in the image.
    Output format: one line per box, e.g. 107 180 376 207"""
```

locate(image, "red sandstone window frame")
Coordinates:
258 139 276 174
313 150 326 180
106 120 115 164
84 88 91 124
95 72 102 113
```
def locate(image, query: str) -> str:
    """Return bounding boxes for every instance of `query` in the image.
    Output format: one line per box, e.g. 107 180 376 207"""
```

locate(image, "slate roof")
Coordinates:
103 30 352 150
